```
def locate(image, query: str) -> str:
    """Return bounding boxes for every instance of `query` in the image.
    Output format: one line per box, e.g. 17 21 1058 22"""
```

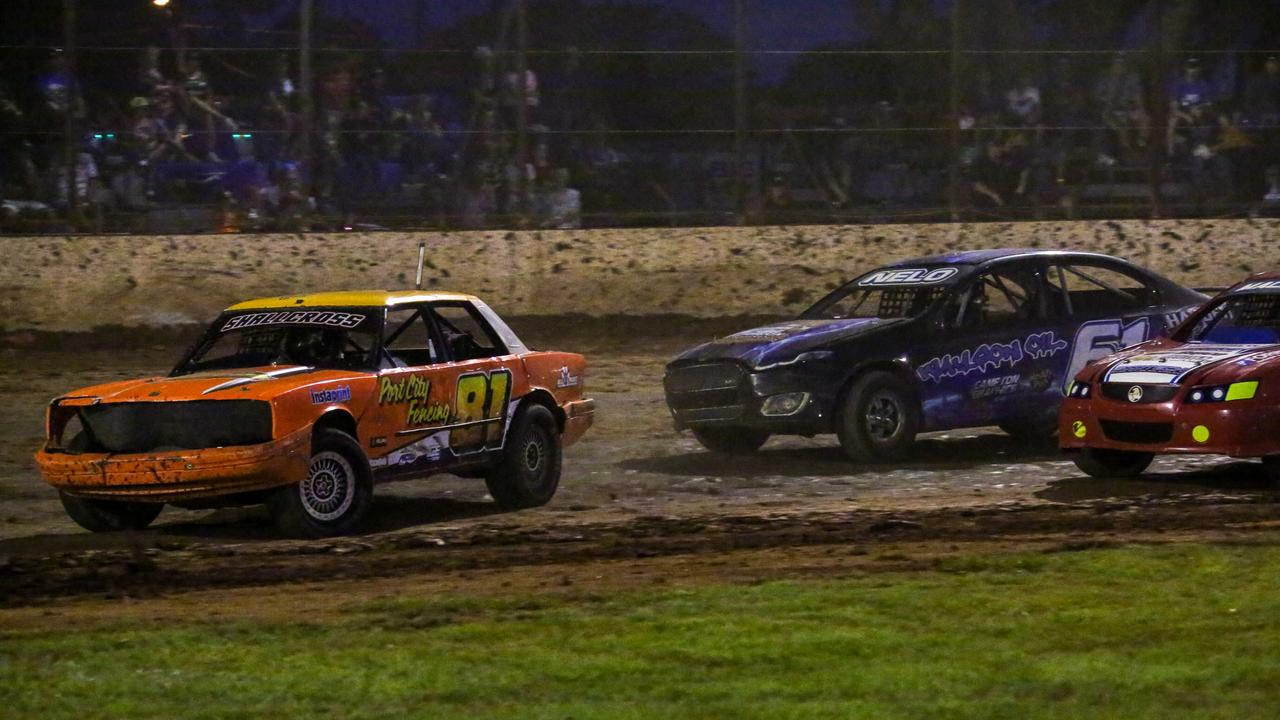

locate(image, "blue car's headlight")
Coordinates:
753 350 835 371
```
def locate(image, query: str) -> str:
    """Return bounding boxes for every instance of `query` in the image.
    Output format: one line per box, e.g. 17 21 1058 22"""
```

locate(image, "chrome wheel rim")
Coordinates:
864 392 903 442
301 451 356 522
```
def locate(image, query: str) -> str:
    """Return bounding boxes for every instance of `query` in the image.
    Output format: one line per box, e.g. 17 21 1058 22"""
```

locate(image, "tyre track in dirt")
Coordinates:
5 492 1279 607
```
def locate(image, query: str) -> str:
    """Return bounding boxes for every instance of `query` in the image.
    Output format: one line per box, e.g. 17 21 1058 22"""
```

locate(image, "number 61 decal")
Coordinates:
450 369 513 454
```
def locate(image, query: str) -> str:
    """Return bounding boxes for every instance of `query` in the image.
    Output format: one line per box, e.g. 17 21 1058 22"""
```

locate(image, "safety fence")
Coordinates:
2 0 1279 234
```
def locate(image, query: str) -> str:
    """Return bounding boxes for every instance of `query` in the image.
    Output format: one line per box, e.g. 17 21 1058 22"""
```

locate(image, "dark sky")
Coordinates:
330 0 862 50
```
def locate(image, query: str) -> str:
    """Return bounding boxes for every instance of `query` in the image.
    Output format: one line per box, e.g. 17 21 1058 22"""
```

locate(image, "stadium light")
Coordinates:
152 0 171 7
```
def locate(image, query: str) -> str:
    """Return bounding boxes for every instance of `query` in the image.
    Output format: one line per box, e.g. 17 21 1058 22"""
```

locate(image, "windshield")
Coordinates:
1178 293 1280 345
803 266 959 320
173 309 380 375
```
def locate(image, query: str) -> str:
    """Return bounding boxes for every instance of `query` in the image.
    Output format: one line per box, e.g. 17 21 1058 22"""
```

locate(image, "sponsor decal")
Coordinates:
222 310 367 332
452 370 513 454
916 331 1068 383
1235 280 1280 292
378 430 449 469
970 374 1021 400
1104 344 1258 384
858 267 959 287
310 385 352 404
378 374 450 426
1062 318 1150 392
1072 420 1087 439
556 366 581 388
1021 368 1055 393
1162 305 1199 329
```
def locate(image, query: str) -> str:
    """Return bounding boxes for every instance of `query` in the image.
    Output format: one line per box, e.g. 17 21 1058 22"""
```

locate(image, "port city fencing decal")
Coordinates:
371 398 521 470
858 267 959 287
378 373 451 426
222 310 367 332
378 369 513 451
310 386 352 405
1061 318 1151 392
916 331 1068 383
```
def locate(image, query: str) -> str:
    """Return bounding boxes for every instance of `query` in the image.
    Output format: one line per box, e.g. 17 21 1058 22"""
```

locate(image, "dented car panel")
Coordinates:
36 290 593 509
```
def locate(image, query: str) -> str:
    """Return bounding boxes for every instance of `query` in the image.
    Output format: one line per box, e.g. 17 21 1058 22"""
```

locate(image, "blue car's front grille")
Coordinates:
665 362 749 423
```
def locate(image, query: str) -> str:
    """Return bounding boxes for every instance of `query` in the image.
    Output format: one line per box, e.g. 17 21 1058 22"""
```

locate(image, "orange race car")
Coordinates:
35 291 594 537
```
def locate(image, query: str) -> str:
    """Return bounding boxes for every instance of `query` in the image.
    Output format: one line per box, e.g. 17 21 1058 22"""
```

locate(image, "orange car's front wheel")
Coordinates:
270 428 373 537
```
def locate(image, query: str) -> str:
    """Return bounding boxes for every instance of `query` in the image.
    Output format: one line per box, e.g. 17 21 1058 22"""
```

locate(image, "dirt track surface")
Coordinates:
3 316 1278 608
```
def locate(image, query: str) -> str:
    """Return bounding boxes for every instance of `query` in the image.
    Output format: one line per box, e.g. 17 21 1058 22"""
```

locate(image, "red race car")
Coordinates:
1060 272 1280 481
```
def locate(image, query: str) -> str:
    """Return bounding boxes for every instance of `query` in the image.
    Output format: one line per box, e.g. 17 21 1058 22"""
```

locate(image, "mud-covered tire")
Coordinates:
691 427 769 455
269 428 373 537
59 492 163 532
837 370 920 462
486 404 562 509
1071 448 1154 478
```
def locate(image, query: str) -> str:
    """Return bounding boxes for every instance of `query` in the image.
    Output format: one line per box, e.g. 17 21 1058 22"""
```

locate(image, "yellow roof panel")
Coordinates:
227 290 477 311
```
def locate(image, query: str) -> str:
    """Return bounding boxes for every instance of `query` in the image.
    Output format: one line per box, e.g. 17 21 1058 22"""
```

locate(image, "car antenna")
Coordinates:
414 242 426 290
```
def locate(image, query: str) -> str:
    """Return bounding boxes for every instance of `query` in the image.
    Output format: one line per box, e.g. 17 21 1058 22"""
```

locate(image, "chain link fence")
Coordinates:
2 0 1279 234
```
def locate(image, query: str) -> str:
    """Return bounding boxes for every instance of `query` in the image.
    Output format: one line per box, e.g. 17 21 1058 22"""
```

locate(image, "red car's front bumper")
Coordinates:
1060 395 1280 458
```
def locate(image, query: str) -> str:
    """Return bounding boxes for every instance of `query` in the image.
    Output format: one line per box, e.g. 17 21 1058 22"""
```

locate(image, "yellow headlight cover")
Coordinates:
1225 381 1259 401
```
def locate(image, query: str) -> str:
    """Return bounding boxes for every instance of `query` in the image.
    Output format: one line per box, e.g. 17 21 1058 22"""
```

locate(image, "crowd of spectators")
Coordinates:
5 39 1280 232
768 52 1280 221
0 42 588 233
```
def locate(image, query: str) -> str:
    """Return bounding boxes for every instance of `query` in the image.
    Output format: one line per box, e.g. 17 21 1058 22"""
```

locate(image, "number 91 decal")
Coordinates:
449 369 513 455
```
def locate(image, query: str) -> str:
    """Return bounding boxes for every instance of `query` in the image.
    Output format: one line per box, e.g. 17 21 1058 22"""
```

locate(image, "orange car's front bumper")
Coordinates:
35 426 311 502
562 398 595 447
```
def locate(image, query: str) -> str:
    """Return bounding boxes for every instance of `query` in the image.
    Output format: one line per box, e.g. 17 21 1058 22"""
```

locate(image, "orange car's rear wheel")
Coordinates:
59 492 163 533
270 428 373 537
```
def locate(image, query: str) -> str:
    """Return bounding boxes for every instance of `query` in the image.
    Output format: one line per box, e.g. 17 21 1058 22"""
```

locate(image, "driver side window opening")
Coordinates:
953 267 1044 329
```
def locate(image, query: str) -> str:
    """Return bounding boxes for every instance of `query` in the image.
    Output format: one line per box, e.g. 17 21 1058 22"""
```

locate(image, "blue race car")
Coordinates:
664 249 1206 461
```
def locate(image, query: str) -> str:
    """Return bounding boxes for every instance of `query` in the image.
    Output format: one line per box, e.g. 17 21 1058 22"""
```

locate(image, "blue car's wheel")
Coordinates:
838 371 919 462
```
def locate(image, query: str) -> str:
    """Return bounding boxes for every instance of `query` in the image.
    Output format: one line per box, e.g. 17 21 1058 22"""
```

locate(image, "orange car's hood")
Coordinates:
56 366 371 404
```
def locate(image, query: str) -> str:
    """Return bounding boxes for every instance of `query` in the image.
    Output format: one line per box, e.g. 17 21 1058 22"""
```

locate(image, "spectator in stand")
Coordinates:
35 49 84 169
968 140 1020 209
138 46 172 99
501 66 540 127
135 94 197 163
0 69 37 200
1170 58 1213 109
176 51 240 161
398 94 445 179
538 167 581 229
262 53 300 162
1005 74 1042 127
1167 58 1213 156
1169 101 1231 200
1095 53 1149 160
1255 164 1280 217
1244 55 1280 131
